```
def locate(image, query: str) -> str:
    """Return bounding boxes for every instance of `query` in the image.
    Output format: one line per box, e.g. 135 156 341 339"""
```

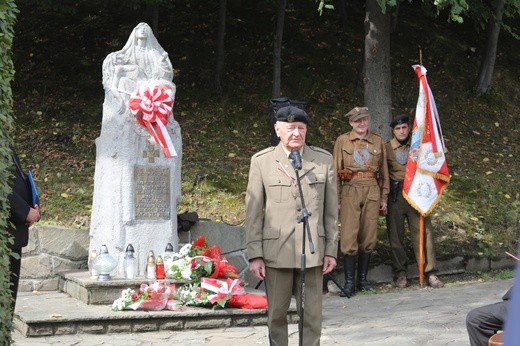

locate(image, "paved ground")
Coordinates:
11 278 512 345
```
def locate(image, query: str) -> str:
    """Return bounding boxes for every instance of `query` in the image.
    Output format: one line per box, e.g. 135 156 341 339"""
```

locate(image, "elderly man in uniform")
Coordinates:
333 107 389 298
385 114 444 288
246 106 338 346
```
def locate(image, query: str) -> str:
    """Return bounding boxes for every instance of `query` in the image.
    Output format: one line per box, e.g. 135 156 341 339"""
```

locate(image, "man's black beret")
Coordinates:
276 106 310 125
390 114 410 128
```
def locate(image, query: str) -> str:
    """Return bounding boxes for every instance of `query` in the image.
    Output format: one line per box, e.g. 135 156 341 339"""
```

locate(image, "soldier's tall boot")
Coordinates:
357 252 375 292
340 255 356 298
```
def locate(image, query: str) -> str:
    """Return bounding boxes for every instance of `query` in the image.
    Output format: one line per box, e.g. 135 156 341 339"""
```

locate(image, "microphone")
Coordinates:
290 150 302 170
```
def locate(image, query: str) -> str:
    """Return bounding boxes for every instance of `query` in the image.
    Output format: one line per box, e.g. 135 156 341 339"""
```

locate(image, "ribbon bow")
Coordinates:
129 80 177 157
200 278 245 305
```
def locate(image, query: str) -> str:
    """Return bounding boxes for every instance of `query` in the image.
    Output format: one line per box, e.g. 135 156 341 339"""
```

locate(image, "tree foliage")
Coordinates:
0 0 17 342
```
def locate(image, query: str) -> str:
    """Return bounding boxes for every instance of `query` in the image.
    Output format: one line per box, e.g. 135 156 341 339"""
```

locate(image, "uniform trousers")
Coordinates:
386 191 436 275
339 181 380 255
265 266 323 346
466 300 508 346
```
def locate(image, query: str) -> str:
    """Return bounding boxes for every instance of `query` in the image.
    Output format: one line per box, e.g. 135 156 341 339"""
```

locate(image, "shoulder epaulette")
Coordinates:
308 146 332 157
253 146 276 158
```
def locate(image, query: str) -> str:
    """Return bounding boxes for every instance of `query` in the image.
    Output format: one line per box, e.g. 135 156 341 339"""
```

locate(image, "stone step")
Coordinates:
60 270 175 305
14 291 297 337
15 270 297 337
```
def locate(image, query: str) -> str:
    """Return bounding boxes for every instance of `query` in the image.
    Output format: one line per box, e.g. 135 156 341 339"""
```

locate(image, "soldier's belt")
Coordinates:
351 171 377 179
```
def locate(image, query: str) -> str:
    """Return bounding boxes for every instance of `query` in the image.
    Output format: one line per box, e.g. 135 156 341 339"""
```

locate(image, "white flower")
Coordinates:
178 243 192 257
112 297 125 311
181 266 192 280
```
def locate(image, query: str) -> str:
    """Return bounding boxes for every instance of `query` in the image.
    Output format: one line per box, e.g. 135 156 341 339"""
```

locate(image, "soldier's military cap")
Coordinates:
276 106 310 125
390 114 410 128
346 107 370 122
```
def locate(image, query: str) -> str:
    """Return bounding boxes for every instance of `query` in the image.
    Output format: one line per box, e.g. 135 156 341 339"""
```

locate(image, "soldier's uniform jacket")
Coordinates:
333 131 389 202
245 143 339 268
386 137 410 182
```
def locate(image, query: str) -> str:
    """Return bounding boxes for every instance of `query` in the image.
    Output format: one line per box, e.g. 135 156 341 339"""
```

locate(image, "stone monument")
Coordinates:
89 22 182 277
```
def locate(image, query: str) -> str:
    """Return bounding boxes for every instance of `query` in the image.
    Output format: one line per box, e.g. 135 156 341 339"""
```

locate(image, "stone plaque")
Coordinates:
134 166 170 220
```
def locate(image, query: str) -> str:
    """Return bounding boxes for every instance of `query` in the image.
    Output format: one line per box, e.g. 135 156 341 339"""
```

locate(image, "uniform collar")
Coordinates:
275 144 315 177
349 131 375 144
390 136 410 150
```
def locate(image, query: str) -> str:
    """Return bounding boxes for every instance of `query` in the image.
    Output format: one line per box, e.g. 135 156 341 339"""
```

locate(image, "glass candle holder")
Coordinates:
92 244 118 281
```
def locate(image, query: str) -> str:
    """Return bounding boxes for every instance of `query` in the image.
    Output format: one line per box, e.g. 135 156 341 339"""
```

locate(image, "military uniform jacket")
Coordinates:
245 143 339 268
333 131 389 201
386 137 410 182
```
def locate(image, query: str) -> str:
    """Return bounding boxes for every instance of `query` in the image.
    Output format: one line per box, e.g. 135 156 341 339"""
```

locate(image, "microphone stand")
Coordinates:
290 152 314 346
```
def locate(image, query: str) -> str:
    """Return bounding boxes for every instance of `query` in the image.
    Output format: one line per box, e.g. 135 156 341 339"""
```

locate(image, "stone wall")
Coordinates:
18 220 254 292
20 225 89 292
19 222 517 293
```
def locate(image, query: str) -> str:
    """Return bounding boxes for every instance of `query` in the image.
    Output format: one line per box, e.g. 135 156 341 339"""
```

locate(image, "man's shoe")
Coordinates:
395 275 408 288
427 274 444 288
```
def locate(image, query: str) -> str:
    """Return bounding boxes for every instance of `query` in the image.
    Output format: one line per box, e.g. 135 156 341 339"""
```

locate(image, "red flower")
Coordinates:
210 258 239 279
131 294 137 301
193 235 206 249
201 244 222 260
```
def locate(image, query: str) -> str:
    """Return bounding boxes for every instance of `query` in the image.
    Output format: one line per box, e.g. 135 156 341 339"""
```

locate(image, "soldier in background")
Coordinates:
333 107 389 297
385 114 443 288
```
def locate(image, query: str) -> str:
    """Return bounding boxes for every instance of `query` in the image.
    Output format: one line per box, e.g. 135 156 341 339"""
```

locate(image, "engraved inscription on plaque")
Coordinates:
134 166 170 220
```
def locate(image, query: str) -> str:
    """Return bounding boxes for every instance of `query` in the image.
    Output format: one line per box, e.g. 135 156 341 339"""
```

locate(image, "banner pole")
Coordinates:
419 214 425 287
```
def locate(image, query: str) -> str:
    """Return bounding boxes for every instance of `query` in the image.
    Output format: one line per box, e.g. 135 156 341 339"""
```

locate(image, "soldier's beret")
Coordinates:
276 106 309 125
346 107 369 122
390 114 410 128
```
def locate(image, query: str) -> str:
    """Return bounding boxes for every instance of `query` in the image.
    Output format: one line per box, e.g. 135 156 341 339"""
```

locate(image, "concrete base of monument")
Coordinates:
59 270 172 305
14 270 297 337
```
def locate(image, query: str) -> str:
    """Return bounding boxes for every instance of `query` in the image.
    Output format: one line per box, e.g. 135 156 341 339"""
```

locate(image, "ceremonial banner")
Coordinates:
403 65 450 216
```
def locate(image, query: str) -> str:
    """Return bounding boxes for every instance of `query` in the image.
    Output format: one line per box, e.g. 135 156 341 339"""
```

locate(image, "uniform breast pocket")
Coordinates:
267 176 292 203
306 173 326 200
342 147 355 166
368 146 382 164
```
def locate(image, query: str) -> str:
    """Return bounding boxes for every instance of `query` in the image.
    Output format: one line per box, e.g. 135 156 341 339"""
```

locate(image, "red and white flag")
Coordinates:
403 65 450 216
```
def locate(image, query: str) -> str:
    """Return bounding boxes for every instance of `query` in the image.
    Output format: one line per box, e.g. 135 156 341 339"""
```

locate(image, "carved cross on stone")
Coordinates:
143 143 160 163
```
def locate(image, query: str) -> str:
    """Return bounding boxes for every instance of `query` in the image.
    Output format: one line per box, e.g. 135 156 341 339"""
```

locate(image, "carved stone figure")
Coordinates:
90 23 182 277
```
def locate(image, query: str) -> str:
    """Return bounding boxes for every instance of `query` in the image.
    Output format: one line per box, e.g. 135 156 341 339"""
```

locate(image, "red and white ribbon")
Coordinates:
129 80 177 157
200 278 245 304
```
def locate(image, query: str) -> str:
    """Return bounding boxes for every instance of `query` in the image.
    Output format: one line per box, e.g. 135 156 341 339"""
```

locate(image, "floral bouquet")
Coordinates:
112 282 172 311
112 235 267 311
168 235 239 284
173 277 267 309
173 277 244 308
170 255 214 283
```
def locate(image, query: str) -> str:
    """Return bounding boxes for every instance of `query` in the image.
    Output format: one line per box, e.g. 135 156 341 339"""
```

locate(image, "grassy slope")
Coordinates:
10 1 519 263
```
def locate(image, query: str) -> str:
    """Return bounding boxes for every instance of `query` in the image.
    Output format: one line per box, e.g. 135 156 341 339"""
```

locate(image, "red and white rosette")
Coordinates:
200 278 246 305
128 79 177 157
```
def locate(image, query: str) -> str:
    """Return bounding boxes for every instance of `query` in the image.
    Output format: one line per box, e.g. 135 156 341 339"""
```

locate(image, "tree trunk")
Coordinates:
363 0 392 140
272 0 286 98
473 0 505 96
214 0 227 94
